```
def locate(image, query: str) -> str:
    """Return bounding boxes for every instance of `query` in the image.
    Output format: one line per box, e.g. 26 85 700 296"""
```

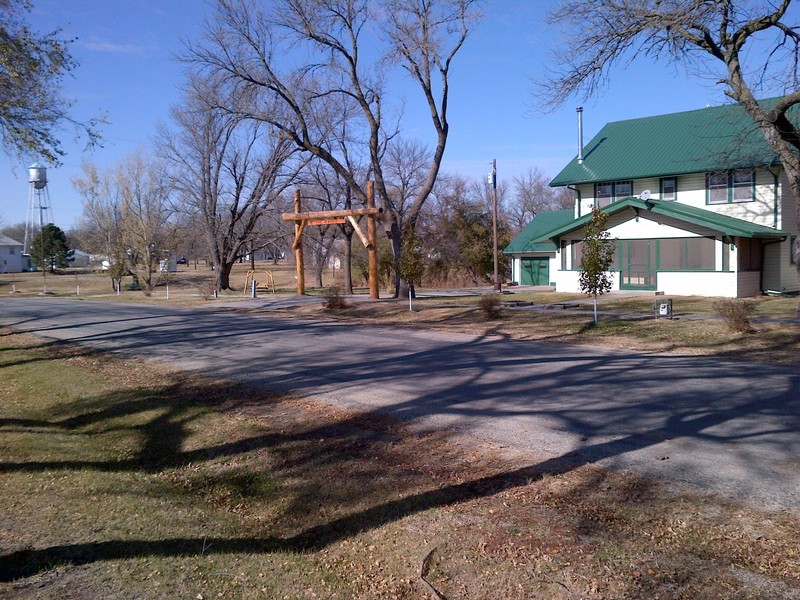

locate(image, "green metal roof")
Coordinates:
504 210 574 254
535 198 787 242
551 99 791 186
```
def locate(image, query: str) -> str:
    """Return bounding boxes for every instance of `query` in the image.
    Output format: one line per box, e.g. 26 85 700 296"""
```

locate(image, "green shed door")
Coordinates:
521 257 549 286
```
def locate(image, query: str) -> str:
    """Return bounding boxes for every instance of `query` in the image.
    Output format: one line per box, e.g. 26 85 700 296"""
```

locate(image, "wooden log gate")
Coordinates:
282 181 381 299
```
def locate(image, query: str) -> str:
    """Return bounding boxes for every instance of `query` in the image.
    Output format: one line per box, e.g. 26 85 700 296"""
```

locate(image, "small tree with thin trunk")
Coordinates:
398 230 425 299
579 206 615 326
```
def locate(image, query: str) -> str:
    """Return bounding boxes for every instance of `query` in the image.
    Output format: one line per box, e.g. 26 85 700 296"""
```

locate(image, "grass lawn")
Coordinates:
0 261 301 302
1 330 799 599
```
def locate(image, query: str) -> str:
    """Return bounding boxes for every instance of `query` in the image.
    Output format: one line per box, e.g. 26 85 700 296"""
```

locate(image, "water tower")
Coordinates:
23 162 53 255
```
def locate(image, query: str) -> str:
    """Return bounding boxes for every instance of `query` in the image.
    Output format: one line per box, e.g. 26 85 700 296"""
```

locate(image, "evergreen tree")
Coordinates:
579 207 616 326
29 223 71 272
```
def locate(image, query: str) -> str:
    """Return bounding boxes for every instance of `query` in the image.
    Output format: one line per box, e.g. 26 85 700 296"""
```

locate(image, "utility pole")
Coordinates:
490 159 500 292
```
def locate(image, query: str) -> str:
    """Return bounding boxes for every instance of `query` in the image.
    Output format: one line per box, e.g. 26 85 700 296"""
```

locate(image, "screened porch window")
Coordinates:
658 238 715 271
570 240 583 270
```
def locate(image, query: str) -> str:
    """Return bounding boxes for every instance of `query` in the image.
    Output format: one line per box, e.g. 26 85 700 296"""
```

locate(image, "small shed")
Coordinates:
504 210 574 286
0 234 24 273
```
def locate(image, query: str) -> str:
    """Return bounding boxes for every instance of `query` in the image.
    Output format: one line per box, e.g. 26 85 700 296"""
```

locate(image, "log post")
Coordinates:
294 189 305 296
367 180 379 300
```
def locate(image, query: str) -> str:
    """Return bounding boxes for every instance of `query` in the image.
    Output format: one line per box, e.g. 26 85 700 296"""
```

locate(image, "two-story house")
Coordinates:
506 99 798 298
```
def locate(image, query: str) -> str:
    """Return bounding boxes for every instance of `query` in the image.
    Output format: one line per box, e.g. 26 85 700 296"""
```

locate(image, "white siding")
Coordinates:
574 168 782 227
0 245 23 273
552 165 792 298
779 172 797 232
737 271 761 297
608 217 704 239
511 257 520 284
777 237 799 293
657 271 739 297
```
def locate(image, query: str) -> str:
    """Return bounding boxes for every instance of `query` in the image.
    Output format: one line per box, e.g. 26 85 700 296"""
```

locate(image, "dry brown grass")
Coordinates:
276 294 800 365
0 260 303 301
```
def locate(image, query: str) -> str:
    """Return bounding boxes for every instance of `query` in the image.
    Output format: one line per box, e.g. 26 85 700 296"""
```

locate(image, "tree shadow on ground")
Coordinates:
1 309 799 589
1 343 798 583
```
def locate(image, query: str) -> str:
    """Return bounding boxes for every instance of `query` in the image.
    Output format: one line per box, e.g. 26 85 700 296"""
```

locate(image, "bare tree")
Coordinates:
382 138 436 293
73 162 125 289
159 75 298 291
508 167 575 233
0 221 26 243
540 0 800 299
295 157 367 291
465 174 509 219
185 0 478 297
74 153 176 292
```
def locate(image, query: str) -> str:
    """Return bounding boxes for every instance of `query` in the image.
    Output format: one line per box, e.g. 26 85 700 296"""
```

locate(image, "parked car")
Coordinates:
176 257 188 265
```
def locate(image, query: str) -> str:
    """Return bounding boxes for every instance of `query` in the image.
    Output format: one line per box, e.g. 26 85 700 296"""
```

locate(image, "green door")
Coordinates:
620 240 656 290
521 257 549 286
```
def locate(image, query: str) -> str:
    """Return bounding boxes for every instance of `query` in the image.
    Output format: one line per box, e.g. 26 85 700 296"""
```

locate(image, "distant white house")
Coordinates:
0 234 24 273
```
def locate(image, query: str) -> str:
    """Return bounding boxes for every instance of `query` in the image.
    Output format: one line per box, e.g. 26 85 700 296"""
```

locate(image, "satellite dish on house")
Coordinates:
639 189 652 200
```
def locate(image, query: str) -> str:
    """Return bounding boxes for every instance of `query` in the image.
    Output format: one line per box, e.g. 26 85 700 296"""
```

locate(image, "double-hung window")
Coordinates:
596 182 613 208
732 170 755 202
707 170 755 204
660 177 677 200
707 172 729 204
595 180 633 208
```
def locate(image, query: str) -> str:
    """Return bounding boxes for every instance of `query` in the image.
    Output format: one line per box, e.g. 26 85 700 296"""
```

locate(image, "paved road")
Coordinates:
1 297 798 511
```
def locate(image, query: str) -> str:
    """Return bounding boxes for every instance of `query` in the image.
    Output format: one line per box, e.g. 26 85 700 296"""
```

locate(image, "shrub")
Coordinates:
713 298 757 333
478 293 502 320
323 287 348 311
198 281 216 301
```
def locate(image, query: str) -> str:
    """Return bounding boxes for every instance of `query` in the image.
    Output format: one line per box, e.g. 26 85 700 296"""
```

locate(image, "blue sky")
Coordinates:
0 1 764 230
